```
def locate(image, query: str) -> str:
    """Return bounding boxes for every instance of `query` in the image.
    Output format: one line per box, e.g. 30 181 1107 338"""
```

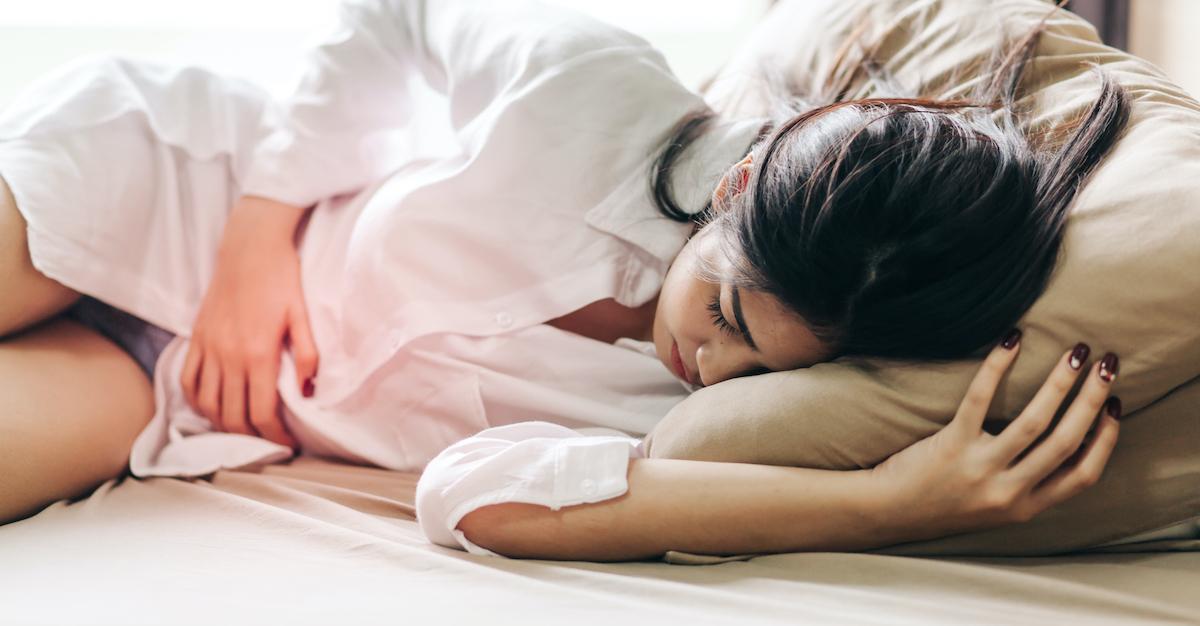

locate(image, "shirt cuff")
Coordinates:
415 421 643 557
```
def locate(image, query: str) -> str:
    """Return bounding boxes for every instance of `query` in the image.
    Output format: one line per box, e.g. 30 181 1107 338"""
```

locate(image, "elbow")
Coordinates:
456 502 558 559
458 502 648 562
415 467 475 552
455 505 505 553
414 467 549 558
412 460 549 554
414 445 564 558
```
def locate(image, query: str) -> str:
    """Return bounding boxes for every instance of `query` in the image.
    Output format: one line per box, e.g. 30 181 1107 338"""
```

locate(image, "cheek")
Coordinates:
655 273 682 335
666 279 713 342
657 237 715 343
656 268 692 337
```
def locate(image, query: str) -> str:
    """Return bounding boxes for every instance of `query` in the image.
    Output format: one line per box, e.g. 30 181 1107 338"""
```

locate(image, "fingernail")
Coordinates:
1098 353 1119 383
1105 396 1122 420
1000 328 1022 350
302 378 315 397
1069 342 1090 370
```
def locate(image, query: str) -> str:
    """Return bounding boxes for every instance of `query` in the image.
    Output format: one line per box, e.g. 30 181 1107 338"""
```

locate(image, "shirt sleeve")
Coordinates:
242 0 658 207
414 421 644 557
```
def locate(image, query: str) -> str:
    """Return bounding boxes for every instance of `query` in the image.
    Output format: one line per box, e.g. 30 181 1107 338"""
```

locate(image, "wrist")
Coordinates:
225 196 310 247
862 465 942 547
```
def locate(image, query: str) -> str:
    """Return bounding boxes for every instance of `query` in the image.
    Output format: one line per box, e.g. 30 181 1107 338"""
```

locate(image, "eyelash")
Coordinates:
706 295 740 338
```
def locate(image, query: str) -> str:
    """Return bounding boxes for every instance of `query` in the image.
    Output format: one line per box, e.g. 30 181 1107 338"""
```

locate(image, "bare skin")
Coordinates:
1 167 1121 556
0 173 156 526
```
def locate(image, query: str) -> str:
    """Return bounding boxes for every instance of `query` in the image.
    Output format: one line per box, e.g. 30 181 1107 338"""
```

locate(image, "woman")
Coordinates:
0 0 1123 561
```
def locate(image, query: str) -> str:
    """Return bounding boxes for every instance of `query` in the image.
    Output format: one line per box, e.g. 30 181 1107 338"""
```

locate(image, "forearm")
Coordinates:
457 457 918 562
221 195 311 249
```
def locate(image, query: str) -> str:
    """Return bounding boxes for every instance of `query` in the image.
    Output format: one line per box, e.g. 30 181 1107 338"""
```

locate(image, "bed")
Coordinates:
3 0 1200 623
0 457 1197 625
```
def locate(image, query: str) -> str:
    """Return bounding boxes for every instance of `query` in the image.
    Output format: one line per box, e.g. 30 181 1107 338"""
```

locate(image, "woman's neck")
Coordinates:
544 295 657 344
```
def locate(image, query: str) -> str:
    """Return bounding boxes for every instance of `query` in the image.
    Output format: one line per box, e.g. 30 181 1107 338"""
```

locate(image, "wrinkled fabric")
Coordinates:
0 0 764 554
415 420 642 556
3 457 1198 625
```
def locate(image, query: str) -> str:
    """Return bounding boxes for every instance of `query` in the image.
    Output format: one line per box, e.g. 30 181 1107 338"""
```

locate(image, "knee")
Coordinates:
0 443 128 527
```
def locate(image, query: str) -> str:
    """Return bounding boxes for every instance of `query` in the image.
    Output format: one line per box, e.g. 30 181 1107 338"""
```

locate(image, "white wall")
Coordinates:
0 0 770 109
1128 0 1200 99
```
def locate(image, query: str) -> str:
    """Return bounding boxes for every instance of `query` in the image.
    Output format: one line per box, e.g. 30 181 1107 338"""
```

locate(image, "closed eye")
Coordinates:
706 294 740 338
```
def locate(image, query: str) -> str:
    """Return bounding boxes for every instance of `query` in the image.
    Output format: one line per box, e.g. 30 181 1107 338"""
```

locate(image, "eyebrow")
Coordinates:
730 285 761 353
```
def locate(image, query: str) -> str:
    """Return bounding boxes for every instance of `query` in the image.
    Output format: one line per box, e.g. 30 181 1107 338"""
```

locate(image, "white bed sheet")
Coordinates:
1 456 1197 626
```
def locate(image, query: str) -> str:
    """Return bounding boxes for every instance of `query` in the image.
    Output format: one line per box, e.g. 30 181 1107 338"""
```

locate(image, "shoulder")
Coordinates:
405 0 647 43
397 0 666 72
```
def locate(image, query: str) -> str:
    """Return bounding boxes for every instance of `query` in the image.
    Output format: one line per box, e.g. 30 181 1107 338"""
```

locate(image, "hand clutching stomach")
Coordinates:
180 195 320 452
873 333 1121 543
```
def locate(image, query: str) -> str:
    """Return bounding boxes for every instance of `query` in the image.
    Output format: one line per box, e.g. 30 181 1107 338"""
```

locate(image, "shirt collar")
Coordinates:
584 116 769 266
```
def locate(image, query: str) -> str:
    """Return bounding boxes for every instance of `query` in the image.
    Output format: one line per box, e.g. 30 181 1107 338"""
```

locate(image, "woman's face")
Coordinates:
651 159 831 388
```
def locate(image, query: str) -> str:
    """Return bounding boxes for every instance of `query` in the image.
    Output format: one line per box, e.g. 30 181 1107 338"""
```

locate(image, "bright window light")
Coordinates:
0 1 769 107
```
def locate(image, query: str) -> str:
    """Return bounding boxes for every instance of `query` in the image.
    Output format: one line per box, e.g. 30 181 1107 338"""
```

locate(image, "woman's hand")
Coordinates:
180 196 319 450
871 331 1121 541
447 331 1122 561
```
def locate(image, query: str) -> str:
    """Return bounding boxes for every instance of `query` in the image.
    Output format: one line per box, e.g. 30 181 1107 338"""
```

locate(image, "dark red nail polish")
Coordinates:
303 378 315 397
1000 328 1022 350
1098 353 1119 383
1069 343 1090 370
1105 396 1122 420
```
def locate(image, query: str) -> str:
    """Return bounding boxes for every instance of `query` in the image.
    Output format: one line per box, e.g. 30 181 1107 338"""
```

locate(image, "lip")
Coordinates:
671 340 699 386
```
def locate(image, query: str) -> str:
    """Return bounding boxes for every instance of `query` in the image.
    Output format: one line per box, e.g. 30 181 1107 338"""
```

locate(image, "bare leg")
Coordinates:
0 172 155 525
0 173 81 339
0 315 156 525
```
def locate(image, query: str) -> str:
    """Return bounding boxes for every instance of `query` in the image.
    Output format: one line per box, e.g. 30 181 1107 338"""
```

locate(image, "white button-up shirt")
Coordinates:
0 0 761 557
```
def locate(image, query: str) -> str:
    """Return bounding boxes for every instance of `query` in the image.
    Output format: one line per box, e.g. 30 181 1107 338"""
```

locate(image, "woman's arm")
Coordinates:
178 194 318 445
457 458 897 561
223 195 310 242
451 338 1121 561
243 0 659 209
185 0 667 445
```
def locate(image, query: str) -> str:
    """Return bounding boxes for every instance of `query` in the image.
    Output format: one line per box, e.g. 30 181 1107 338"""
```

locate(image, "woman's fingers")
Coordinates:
248 350 297 450
220 364 249 437
196 352 225 429
181 335 203 411
1007 355 1118 485
261 391 297 450
951 329 1022 435
288 302 319 398
1026 409 1120 514
990 344 1090 466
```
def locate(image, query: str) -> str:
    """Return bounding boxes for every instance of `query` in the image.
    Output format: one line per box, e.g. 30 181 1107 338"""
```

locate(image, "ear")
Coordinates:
730 154 755 196
713 154 756 208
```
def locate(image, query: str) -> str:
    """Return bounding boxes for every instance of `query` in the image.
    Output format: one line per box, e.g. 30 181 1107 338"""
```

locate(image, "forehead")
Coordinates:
690 224 828 370
689 222 734 277
734 285 829 370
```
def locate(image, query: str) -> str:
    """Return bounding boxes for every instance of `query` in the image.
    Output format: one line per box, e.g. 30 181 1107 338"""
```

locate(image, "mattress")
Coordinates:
1 457 1196 626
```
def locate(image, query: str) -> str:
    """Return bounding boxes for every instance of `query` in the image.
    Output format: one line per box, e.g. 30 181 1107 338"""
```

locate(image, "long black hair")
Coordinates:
649 2 1130 361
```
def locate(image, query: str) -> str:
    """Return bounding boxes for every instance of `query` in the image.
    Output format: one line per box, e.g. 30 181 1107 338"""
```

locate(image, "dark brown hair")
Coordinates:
650 3 1130 361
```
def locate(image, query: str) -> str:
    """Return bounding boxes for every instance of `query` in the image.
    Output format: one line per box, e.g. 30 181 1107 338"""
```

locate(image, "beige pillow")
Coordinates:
644 0 1200 556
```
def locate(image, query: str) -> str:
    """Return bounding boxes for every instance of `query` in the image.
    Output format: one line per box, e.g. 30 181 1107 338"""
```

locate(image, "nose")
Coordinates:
695 341 760 387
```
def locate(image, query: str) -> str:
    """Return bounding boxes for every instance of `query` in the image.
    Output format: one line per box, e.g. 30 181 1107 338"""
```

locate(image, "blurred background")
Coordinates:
0 0 1193 110
0 0 772 108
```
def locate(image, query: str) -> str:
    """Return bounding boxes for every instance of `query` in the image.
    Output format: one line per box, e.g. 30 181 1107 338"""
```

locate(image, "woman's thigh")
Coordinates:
0 314 155 526
0 173 81 340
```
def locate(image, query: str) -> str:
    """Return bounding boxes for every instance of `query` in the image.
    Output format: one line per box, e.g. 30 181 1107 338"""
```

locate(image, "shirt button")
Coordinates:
580 478 597 496
494 311 513 328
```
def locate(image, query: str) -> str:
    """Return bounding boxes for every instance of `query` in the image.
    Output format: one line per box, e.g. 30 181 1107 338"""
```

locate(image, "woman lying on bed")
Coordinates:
0 0 1126 561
